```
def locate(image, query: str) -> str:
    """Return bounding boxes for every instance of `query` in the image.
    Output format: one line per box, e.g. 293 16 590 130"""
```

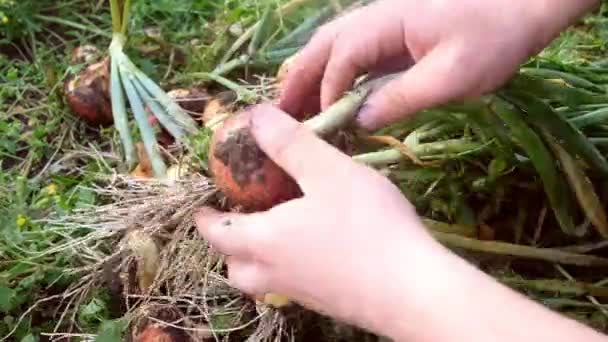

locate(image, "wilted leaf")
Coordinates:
552 141 608 238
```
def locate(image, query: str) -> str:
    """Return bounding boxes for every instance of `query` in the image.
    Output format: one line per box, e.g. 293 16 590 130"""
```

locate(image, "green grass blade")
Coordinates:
248 4 275 56
221 24 257 65
131 78 186 142
119 66 167 178
488 96 578 236
500 90 608 176
110 54 136 169
270 5 334 50
552 141 608 238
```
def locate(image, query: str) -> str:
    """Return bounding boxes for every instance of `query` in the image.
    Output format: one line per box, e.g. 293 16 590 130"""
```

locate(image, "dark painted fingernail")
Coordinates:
355 103 374 131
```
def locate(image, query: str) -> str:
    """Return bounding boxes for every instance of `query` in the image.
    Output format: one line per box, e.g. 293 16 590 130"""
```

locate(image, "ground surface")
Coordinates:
3 0 608 341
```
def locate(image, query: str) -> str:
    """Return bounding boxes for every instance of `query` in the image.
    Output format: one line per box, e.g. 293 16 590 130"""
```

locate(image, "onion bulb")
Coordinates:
134 324 189 342
202 91 236 131
70 44 101 65
208 107 302 212
167 88 209 114
64 57 113 126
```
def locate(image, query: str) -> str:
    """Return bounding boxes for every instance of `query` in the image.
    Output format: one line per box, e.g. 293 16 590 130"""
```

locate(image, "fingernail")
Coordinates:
355 103 375 131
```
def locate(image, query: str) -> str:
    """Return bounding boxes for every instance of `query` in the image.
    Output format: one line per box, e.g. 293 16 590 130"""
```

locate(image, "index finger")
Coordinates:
249 104 358 193
278 25 335 120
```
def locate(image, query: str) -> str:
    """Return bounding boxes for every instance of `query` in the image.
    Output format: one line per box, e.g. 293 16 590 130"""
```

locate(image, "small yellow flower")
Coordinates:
16 214 27 227
45 183 58 196
2 17 8 24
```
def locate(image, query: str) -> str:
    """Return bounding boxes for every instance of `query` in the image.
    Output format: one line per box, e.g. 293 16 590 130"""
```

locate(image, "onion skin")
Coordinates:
208 108 302 212
70 44 101 65
134 325 189 342
64 57 113 126
167 88 209 114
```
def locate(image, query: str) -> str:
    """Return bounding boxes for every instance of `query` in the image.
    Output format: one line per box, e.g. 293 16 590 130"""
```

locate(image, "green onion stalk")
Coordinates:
108 0 198 178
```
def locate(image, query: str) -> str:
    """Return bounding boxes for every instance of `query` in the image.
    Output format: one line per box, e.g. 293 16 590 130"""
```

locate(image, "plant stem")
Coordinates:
422 218 477 238
109 0 121 33
303 74 397 136
500 276 608 297
353 139 482 166
212 55 251 76
192 72 258 103
120 0 131 35
432 231 608 267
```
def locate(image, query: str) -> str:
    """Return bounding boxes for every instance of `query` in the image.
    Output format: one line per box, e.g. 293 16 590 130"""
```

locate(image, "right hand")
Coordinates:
279 0 599 131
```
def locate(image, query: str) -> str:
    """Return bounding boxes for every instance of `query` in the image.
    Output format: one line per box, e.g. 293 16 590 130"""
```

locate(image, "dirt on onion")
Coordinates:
208 106 302 212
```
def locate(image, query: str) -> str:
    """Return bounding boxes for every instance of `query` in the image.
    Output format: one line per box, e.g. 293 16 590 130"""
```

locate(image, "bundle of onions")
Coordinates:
107 0 199 178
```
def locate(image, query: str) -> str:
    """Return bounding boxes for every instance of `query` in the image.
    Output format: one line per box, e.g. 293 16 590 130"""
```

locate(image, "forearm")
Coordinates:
382 243 607 342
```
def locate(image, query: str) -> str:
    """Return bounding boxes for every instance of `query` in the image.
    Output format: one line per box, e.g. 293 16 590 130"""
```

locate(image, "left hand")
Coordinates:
194 104 445 336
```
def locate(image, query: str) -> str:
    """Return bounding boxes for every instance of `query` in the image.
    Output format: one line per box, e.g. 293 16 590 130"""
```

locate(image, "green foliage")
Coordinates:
2 0 608 339
95 319 128 342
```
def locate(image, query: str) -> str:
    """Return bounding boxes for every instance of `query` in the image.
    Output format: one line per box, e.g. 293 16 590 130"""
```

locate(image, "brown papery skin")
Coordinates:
64 57 113 126
208 108 302 212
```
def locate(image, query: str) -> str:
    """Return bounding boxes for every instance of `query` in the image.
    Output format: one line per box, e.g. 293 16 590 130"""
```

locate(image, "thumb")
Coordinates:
249 103 355 192
357 43 474 131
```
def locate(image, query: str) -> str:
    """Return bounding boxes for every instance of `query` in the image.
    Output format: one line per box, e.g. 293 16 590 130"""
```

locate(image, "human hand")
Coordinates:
194 104 446 337
279 0 599 131
195 105 608 342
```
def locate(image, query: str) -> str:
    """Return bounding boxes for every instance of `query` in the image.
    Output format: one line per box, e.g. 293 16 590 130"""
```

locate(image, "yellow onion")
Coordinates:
208 107 302 212
64 57 113 126
201 91 236 131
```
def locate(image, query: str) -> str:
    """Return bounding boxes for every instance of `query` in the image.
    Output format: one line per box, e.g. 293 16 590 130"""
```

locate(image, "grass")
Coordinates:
2 0 608 340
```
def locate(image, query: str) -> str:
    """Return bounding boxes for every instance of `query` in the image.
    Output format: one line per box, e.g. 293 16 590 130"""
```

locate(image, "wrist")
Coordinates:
357 226 458 340
375 232 607 342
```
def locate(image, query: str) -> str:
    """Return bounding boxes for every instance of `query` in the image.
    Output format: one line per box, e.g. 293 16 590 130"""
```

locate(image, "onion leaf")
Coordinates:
119 65 167 178
500 89 608 176
488 96 578 236
551 141 608 238
131 78 186 142
110 53 136 169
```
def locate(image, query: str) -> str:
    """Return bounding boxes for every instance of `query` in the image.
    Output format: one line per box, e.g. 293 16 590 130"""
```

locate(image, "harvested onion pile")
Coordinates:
63 0 200 179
